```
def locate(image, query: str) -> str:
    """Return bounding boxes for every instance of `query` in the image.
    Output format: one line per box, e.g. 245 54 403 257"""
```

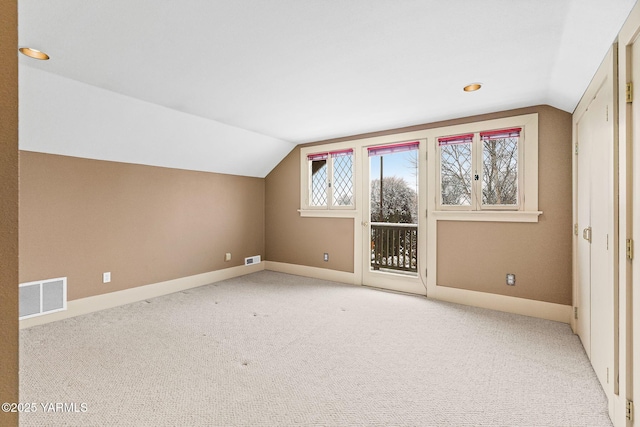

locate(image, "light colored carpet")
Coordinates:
20 271 611 426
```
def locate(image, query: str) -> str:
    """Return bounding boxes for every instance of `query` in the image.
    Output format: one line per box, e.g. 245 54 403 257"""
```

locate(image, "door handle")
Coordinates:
583 227 592 243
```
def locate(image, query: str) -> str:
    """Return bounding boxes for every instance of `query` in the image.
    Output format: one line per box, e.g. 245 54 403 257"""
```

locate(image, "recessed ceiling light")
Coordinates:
463 83 482 92
19 47 50 60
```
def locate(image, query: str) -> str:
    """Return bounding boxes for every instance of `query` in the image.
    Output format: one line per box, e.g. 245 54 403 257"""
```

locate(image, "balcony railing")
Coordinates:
370 222 418 273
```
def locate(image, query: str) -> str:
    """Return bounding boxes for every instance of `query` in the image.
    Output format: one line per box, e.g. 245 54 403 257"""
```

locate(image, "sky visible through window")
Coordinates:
369 150 418 192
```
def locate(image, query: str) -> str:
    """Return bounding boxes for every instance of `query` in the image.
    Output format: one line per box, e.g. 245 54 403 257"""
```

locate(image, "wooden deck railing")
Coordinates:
370 222 418 273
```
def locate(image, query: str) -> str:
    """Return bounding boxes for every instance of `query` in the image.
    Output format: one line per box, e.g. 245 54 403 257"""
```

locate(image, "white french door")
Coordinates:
360 140 427 295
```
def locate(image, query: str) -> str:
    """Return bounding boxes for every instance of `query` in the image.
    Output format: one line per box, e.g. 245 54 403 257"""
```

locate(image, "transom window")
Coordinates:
438 127 522 210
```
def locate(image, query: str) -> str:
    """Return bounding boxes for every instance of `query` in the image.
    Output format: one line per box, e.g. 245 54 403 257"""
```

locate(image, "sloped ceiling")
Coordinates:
18 0 637 177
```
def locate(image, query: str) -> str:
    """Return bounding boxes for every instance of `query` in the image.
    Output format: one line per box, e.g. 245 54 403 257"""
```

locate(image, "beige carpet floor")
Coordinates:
20 271 611 426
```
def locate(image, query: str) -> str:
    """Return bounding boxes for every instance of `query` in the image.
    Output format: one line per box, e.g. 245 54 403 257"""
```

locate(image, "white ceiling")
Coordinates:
18 0 637 176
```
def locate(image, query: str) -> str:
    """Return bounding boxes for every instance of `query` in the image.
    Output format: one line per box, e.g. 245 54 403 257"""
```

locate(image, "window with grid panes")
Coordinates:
438 128 522 210
307 149 354 209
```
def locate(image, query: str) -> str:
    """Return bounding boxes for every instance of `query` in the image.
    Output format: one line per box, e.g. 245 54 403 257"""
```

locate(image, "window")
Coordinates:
438 127 523 211
307 149 354 209
439 133 473 207
480 128 520 207
299 113 538 221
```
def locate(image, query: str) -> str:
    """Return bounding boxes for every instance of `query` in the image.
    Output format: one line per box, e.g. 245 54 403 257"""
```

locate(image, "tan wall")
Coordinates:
19 152 265 301
265 149 354 272
0 0 19 425
265 105 572 305
437 107 572 305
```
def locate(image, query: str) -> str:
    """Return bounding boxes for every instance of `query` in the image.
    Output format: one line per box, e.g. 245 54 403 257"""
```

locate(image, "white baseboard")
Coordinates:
20 263 265 329
264 261 357 285
429 285 572 324
264 261 571 324
21 260 571 328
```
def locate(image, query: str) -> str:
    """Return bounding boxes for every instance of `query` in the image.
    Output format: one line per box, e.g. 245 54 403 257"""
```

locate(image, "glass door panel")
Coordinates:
362 141 425 294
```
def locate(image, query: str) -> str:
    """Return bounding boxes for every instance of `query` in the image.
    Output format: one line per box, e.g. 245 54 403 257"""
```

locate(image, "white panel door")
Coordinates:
576 111 592 356
588 80 614 391
576 74 615 395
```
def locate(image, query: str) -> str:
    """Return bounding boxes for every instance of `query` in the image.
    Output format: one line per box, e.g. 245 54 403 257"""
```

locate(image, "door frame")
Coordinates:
618 4 640 425
359 139 428 295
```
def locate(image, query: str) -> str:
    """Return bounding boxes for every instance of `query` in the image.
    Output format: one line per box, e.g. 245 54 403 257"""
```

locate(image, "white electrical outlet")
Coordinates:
506 273 515 286
323 253 329 262
225 252 232 262
103 272 111 283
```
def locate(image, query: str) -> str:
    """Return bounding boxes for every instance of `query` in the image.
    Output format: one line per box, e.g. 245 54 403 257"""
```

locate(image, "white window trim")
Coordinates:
298 209 358 218
431 210 542 222
435 118 532 212
430 113 539 219
300 141 358 212
478 129 524 211
299 113 539 223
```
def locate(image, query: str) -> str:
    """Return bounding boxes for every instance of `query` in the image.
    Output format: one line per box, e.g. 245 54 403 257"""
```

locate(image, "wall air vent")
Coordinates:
19 277 67 319
244 255 261 266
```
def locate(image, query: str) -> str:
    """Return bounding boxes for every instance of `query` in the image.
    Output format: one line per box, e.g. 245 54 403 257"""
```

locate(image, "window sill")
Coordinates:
298 209 357 218
432 210 542 223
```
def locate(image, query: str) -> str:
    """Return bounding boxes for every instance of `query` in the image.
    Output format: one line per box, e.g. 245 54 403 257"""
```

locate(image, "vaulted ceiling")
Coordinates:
18 0 637 177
